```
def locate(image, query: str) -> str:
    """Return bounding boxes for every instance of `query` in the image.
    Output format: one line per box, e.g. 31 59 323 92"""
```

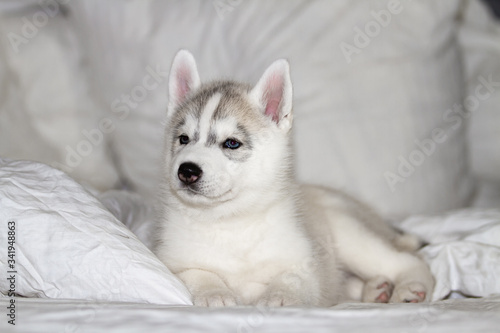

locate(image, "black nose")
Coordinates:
178 162 202 184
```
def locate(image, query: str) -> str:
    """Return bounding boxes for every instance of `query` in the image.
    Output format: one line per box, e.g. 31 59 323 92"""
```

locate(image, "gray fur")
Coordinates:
168 80 263 162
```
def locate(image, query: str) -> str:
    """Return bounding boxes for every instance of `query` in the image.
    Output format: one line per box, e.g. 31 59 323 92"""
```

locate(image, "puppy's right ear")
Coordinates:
168 50 201 115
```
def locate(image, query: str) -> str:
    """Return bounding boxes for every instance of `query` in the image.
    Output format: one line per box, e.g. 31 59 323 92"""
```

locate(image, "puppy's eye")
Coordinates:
223 138 241 149
179 135 190 145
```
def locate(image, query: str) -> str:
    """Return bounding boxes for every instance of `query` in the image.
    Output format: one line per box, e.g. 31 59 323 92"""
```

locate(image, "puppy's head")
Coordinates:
164 50 294 209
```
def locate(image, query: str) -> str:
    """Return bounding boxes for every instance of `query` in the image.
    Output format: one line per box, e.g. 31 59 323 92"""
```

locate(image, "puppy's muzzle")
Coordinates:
178 162 203 185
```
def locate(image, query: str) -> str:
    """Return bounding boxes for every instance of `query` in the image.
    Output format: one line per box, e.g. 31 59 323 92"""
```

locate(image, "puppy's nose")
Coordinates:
178 162 202 184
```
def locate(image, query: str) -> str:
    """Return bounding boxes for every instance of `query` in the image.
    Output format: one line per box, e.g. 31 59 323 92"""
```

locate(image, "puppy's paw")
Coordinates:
257 288 302 307
362 276 394 303
390 282 428 303
193 289 238 307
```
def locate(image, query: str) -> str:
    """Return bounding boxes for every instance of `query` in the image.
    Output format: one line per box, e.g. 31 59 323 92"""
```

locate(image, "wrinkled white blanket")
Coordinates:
400 210 500 300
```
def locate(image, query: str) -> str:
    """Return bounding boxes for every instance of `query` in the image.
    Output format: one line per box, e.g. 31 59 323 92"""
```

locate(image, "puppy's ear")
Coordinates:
168 50 201 115
250 59 293 131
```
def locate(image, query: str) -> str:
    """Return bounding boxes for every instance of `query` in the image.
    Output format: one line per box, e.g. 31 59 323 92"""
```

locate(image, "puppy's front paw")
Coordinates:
390 282 428 303
257 288 301 307
193 289 238 307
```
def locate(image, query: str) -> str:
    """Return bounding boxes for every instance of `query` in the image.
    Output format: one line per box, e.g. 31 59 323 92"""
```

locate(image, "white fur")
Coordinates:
155 50 434 307
198 93 222 142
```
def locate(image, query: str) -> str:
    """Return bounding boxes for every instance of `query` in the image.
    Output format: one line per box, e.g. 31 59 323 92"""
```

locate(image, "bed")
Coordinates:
1 0 500 332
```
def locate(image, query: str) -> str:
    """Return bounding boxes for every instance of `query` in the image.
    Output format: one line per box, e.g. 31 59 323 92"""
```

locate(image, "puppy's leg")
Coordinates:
390 273 431 303
340 275 364 302
329 213 434 303
340 275 394 303
256 269 321 307
362 275 394 303
177 268 238 307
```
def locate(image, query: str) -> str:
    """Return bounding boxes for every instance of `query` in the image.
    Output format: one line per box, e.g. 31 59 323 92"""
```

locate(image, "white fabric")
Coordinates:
459 0 500 183
68 0 476 219
1 296 499 332
0 3 119 192
0 158 191 305
472 179 500 209
99 190 156 251
400 209 500 300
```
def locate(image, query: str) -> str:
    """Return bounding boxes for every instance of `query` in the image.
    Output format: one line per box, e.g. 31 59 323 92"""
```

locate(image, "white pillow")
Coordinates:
70 0 474 219
99 190 156 251
0 158 191 305
459 0 500 183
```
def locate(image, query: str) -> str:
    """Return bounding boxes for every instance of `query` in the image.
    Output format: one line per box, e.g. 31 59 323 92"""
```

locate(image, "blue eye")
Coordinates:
223 139 241 149
179 135 190 145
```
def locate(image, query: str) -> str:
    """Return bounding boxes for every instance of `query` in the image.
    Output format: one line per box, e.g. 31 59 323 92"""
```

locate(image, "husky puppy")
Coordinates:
155 50 434 307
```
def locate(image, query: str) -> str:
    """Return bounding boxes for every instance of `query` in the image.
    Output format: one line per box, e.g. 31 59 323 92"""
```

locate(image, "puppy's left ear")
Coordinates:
168 50 201 116
250 59 293 131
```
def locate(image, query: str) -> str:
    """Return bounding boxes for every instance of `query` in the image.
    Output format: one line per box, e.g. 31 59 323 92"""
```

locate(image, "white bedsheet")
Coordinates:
0 296 499 333
1 158 500 331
